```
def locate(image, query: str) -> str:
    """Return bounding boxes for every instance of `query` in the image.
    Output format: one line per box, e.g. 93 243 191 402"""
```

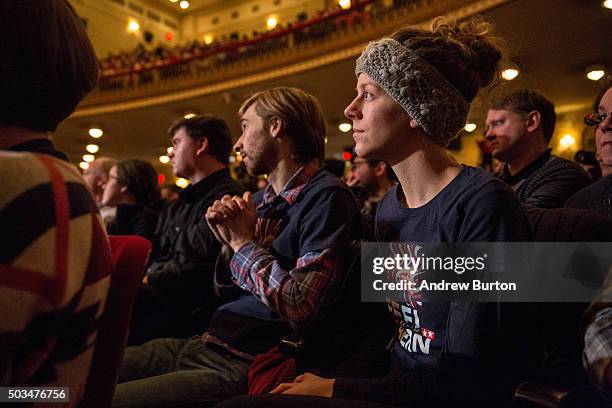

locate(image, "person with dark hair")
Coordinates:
218 16 537 408
346 155 396 240
160 184 182 203
0 1 111 405
101 159 160 240
112 87 361 407
0 1 98 156
566 79 612 218
142 114 244 338
485 89 590 208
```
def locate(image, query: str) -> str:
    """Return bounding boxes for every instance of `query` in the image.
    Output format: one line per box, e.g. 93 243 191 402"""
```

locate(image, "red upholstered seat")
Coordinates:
80 235 152 408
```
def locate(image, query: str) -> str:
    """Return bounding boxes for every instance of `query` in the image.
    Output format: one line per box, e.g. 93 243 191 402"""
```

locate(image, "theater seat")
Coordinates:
80 235 152 408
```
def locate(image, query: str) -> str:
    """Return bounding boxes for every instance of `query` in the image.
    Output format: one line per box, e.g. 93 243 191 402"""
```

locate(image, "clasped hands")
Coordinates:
205 192 256 252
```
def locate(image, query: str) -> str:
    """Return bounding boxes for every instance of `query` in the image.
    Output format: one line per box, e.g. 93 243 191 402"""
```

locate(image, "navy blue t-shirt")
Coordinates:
376 166 531 370
334 166 534 406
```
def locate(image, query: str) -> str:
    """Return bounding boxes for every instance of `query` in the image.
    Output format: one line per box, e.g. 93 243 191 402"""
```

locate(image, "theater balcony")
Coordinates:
75 0 509 117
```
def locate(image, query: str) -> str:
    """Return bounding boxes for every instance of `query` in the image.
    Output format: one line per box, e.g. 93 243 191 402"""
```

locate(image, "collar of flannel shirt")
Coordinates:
260 161 320 207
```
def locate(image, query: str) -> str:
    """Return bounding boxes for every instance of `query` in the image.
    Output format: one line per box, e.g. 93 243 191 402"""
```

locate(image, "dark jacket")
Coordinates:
146 168 244 334
107 204 159 241
565 174 612 218
497 149 590 209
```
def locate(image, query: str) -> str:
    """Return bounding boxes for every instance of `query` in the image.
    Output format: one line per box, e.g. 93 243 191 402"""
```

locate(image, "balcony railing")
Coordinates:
76 0 509 114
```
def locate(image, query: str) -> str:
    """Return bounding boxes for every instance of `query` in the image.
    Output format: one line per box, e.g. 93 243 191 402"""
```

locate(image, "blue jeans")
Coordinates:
112 337 250 407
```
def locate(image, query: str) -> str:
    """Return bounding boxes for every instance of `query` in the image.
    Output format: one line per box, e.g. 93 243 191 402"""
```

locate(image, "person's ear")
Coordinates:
526 111 541 133
269 117 283 139
195 137 209 156
374 162 386 177
410 118 419 129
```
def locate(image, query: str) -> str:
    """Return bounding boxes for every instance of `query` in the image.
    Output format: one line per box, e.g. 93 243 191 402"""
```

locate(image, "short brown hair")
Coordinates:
167 114 233 164
238 87 326 164
0 0 99 132
490 89 557 143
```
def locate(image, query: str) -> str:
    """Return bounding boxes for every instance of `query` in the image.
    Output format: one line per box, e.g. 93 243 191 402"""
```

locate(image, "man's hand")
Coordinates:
205 192 256 252
270 373 335 397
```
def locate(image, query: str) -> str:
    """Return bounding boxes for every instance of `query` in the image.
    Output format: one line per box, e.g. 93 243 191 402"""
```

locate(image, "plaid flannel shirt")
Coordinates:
583 267 612 391
229 163 344 329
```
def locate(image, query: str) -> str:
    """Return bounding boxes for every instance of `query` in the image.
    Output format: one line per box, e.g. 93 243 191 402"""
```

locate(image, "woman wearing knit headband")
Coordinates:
217 17 541 408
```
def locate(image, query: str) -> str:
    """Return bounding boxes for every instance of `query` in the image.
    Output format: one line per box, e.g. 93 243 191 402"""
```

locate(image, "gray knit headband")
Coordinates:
355 38 469 146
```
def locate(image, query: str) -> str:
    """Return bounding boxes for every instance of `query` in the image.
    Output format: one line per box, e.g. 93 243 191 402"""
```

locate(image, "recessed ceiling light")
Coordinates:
128 20 140 32
88 127 103 138
176 178 189 188
501 68 519 81
86 144 99 153
338 122 352 133
159 155 170 164
338 0 351 10
179 0 190 10
83 154 95 163
603 0 612 10
79 162 90 170
586 66 606 81
266 16 278 30
184 112 197 119
464 123 477 133
167 147 173 154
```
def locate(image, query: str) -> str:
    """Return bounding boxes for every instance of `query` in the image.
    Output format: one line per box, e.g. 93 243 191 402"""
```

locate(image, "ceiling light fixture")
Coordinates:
586 65 606 81
266 16 278 30
176 178 189 188
183 112 197 119
159 155 170 164
167 147 173 154
86 144 99 153
179 1 190 10
88 127 103 138
128 20 140 32
83 154 95 163
559 134 576 149
501 67 519 81
338 122 352 133
464 123 477 133
338 0 351 10
603 0 612 10
79 162 90 170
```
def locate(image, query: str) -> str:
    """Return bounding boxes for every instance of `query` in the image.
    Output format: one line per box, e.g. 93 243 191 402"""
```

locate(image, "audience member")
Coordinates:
346 155 396 240
140 115 244 338
485 89 590 208
112 87 360 407
102 159 160 240
0 1 111 405
566 80 612 218
219 16 538 408
160 183 181 203
582 271 612 394
83 157 118 223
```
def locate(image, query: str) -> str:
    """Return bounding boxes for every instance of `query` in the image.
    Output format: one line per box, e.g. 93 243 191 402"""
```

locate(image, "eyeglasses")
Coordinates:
584 112 610 126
